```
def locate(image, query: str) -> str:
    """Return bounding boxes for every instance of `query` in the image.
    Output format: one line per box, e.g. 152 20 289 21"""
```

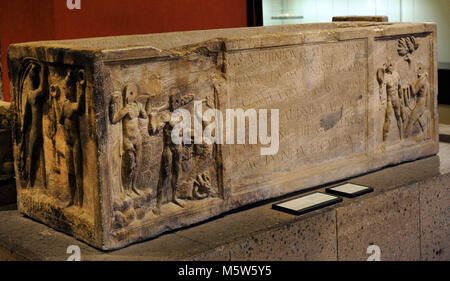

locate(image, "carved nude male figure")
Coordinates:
379 62 407 141
110 83 148 196
149 90 194 215
51 70 86 207
19 62 45 188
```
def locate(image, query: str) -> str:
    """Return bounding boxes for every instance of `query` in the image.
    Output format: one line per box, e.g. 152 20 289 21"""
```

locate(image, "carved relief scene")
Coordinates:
12 58 98 235
375 34 434 147
103 51 223 233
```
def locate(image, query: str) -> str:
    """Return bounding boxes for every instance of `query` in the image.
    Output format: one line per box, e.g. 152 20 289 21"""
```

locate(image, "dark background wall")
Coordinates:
0 0 248 101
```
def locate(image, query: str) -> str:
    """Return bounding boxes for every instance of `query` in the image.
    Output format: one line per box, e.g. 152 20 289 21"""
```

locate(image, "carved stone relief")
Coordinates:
16 59 46 189
49 69 86 207
12 55 96 218
397 36 419 65
107 53 222 231
7 22 438 249
404 69 430 138
110 82 147 196
376 35 431 143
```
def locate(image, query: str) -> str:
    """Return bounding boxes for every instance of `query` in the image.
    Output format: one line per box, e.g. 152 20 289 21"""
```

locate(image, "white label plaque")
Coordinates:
326 183 373 198
272 192 342 215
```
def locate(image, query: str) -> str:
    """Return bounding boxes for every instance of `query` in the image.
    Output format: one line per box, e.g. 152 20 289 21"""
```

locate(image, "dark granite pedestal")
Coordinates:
1 128 449 261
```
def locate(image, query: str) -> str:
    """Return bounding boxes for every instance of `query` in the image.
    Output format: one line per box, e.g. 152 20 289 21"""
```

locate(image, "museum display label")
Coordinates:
326 183 374 198
272 192 342 215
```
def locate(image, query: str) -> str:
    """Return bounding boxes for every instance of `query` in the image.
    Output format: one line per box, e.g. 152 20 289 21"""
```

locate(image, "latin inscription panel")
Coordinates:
224 40 368 194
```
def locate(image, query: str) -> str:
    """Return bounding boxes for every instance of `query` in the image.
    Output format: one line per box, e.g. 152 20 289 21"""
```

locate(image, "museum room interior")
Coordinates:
0 0 448 263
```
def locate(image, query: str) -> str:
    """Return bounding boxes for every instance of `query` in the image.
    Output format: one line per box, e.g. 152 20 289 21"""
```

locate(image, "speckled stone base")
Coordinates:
0 140 449 260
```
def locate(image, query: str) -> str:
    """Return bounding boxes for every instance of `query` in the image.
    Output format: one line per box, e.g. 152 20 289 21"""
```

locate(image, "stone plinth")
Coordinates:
7 22 439 249
0 139 449 260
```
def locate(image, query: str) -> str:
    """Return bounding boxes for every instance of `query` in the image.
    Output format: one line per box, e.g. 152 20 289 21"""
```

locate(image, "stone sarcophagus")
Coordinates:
7 22 438 250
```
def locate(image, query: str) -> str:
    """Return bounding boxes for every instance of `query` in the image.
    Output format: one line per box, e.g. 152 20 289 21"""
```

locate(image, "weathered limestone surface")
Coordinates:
7 22 439 249
0 145 448 260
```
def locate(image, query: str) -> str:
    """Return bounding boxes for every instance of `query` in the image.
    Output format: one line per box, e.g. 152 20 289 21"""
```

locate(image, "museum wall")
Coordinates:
0 0 248 101
261 0 449 104
262 0 450 66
